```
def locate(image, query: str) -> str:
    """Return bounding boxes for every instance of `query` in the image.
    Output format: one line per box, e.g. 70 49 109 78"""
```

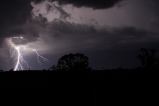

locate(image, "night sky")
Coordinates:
0 0 159 70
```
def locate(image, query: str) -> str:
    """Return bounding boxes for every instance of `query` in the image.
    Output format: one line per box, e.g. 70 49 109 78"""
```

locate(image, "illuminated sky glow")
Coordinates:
0 0 159 70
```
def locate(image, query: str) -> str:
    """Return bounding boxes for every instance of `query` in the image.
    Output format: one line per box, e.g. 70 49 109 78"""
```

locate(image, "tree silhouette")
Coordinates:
137 48 158 70
56 53 89 71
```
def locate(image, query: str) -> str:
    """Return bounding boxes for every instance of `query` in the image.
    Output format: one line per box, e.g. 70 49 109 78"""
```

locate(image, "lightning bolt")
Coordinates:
32 49 49 64
7 36 48 71
14 47 22 71
14 46 30 71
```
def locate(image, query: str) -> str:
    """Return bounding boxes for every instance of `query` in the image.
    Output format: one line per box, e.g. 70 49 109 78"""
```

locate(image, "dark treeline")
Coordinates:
0 48 159 80
49 48 159 72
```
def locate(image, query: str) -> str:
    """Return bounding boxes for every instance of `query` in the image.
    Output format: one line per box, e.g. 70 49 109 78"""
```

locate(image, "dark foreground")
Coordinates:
0 70 158 105
0 69 158 87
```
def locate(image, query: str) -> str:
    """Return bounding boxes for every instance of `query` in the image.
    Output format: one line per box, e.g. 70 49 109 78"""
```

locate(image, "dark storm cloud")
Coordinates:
52 0 123 9
132 0 159 32
33 0 124 9
0 0 125 45
0 0 31 33
43 21 158 52
0 0 43 45
146 0 159 31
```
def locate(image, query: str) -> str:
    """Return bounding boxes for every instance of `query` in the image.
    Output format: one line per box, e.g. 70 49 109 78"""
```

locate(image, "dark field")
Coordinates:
0 69 158 88
0 69 158 106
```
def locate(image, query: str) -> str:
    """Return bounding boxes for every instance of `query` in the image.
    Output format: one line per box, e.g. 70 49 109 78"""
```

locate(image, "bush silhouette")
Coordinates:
137 48 159 70
56 53 89 71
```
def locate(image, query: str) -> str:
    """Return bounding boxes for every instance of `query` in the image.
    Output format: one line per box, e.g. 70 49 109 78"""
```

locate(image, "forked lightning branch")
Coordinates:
6 36 48 71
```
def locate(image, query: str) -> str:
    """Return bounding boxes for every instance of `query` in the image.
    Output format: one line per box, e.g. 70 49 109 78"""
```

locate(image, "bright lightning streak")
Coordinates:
14 47 21 71
6 36 48 71
32 49 49 64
